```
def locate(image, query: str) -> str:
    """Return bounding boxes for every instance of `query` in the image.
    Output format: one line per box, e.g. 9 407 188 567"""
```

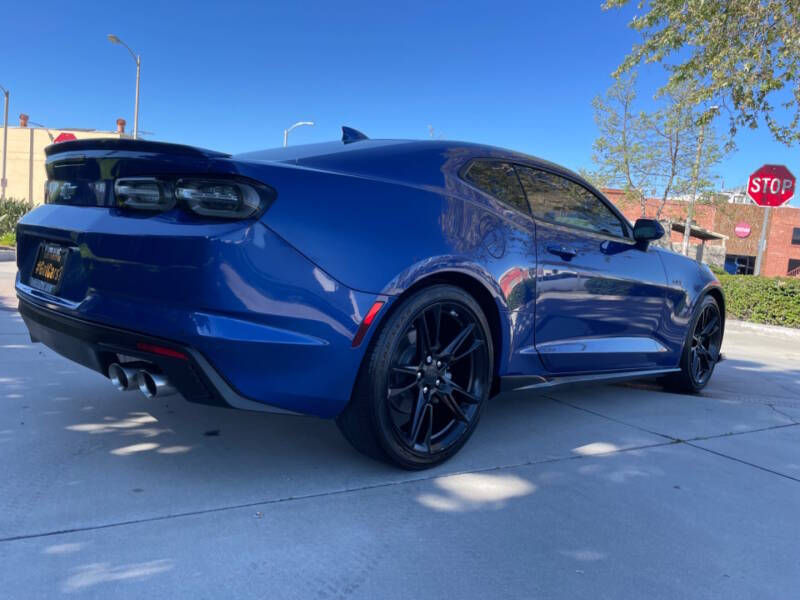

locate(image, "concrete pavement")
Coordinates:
1 261 798 598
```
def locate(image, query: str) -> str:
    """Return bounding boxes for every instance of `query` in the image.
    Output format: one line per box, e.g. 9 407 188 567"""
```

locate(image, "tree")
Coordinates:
647 86 722 217
589 75 721 217
590 73 656 216
604 0 800 147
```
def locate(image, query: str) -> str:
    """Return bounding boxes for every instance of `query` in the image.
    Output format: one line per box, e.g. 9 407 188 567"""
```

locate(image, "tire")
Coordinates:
662 295 723 394
336 284 494 470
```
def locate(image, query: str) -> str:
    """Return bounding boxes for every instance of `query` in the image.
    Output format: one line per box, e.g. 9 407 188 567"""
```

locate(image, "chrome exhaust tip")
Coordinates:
137 370 177 399
108 362 145 392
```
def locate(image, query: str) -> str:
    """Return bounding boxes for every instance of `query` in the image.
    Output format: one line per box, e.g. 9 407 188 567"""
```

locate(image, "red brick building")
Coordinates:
604 189 800 277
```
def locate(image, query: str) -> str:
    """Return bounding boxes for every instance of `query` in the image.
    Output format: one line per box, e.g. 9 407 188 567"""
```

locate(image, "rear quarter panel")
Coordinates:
242 159 539 305
237 158 541 377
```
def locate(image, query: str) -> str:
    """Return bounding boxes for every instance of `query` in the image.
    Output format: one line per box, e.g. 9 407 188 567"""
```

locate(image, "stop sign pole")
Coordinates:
747 164 796 275
753 207 771 276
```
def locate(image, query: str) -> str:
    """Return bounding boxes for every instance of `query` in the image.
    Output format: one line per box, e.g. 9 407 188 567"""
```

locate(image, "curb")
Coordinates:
0 246 15 262
726 319 800 339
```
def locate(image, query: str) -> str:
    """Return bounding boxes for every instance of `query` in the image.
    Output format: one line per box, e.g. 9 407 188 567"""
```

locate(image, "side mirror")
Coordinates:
633 218 665 244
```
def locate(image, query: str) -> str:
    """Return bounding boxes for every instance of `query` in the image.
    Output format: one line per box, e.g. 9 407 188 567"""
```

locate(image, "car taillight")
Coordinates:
115 178 175 211
112 177 272 219
175 179 262 219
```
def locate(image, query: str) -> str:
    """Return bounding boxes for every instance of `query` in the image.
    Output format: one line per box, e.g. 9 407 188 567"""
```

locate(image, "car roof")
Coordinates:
234 138 587 186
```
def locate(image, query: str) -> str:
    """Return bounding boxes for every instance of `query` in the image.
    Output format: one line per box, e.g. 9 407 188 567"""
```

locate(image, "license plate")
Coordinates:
30 243 69 294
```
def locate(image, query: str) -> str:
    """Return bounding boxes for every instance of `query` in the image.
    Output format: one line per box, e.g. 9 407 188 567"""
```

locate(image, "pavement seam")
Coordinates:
542 395 679 442
546 395 800 485
544 395 800 443
768 404 800 424
0 439 675 544
685 441 800 484
685 422 799 442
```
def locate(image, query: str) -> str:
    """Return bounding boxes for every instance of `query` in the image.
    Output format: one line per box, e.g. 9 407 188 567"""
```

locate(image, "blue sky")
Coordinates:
2 0 797 204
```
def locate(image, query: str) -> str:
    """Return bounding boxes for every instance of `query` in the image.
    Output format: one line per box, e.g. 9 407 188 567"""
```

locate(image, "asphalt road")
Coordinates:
1 260 799 599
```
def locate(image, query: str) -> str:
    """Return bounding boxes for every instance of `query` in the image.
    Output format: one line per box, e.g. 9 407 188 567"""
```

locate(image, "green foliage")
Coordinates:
591 75 722 217
605 0 800 148
716 272 800 328
591 73 654 214
576 167 610 192
0 198 32 238
0 232 14 247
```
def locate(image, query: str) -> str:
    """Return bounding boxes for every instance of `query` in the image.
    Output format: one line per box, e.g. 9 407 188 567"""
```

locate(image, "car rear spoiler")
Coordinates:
44 138 231 159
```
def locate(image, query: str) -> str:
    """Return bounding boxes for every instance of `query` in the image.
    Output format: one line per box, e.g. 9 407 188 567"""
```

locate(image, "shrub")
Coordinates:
0 197 32 238
716 272 800 329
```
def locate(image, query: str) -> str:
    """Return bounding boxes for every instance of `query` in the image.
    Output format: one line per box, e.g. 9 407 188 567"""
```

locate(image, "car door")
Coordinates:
515 165 670 374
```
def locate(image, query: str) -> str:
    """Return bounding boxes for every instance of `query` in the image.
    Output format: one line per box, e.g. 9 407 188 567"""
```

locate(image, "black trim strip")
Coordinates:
499 368 680 393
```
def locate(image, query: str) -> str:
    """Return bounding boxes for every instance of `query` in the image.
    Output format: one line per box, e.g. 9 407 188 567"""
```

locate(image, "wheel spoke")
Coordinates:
408 388 428 445
431 303 442 351
441 322 475 358
697 349 709 372
440 393 469 423
450 380 480 404
700 313 719 338
388 380 417 398
452 339 485 363
416 314 432 356
697 345 716 368
424 404 434 454
392 365 419 376
691 350 701 379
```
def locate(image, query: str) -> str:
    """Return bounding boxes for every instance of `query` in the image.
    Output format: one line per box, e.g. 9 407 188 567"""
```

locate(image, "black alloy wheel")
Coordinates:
337 285 493 469
386 299 490 455
689 300 723 387
664 295 723 393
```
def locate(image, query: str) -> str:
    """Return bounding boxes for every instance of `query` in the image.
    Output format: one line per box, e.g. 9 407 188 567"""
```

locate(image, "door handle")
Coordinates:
546 243 578 259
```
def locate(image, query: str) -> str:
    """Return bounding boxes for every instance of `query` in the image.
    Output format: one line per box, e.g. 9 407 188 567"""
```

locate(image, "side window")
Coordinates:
464 160 528 214
517 166 627 237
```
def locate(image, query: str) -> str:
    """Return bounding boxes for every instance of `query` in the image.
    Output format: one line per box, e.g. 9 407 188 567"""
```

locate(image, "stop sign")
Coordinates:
747 164 795 206
53 132 77 143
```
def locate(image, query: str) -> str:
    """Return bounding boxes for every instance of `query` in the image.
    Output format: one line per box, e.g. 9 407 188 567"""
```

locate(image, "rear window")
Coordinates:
464 160 528 214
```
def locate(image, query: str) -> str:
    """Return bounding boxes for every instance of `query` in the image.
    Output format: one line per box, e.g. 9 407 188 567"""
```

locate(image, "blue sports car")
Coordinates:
16 128 724 469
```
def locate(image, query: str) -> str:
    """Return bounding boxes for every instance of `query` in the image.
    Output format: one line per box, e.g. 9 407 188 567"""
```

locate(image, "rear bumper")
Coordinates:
18 297 299 415
15 206 383 417
16 286 381 417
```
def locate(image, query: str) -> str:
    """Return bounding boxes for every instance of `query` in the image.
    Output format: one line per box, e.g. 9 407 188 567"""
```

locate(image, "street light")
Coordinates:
283 121 314 147
107 34 141 139
29 121 54 142
681 105 720 257
0 84 8 199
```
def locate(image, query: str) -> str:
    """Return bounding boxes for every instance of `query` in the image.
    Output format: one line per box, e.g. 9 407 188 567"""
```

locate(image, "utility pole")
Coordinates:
1 85 8 200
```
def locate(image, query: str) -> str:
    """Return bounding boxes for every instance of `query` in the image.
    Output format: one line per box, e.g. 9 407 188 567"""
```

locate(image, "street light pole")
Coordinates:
283 121 314 147
108 34 141 139
1 85 8 200
29 121 54 142
681 106 719 257
132 54 140 140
